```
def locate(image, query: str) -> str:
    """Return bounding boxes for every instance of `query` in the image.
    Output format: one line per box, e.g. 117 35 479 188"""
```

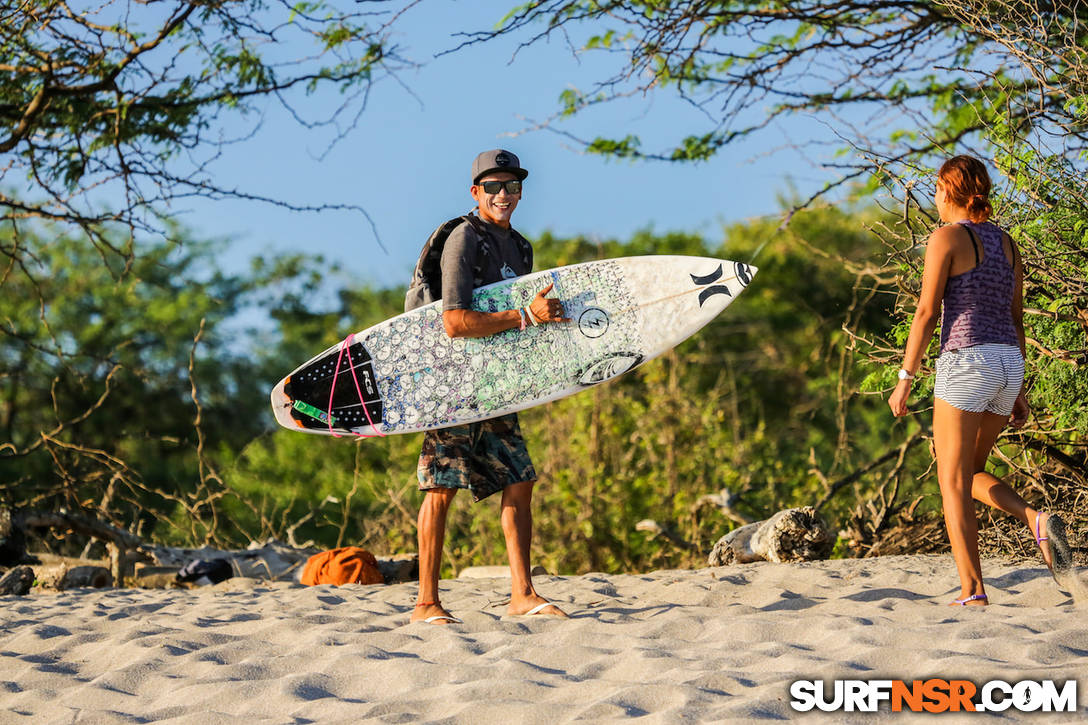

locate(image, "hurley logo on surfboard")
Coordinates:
689 261 753 307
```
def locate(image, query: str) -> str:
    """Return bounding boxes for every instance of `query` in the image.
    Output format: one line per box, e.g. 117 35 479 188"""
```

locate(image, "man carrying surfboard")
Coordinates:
408 149 569 625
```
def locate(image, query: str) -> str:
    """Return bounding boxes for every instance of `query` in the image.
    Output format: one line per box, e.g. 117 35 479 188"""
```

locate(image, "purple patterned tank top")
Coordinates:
940 221 1019 353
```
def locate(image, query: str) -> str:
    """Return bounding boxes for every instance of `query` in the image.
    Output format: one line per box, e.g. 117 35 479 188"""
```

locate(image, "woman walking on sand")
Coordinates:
888 154 1073 606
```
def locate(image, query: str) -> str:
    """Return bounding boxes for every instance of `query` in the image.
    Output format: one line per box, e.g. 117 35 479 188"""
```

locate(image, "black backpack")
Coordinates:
404 213 533 312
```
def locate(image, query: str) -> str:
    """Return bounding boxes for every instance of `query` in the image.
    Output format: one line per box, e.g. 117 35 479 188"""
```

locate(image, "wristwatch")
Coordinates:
898 369 915 381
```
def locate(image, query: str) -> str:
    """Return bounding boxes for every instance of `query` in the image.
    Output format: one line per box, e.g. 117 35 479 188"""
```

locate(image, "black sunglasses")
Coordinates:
477 179 522 195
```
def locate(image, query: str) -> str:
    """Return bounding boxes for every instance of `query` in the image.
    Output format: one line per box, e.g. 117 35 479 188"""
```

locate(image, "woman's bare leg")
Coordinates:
970 412 1048 566
933 399 987 603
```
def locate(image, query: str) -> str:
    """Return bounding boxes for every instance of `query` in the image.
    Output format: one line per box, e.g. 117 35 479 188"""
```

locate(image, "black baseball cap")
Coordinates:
472 149 529 184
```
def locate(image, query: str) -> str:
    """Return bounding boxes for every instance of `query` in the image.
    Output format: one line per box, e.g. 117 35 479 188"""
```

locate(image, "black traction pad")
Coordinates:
283 341 384 431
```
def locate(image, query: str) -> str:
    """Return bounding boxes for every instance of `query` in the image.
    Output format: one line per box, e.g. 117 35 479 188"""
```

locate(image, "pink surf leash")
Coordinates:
327 333 386 438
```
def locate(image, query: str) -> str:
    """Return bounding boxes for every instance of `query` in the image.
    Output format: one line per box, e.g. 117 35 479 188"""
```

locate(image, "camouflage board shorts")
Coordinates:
417 413 537 502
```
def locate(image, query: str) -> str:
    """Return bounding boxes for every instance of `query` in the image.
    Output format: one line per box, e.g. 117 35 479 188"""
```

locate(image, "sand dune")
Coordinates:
2 554 1084 723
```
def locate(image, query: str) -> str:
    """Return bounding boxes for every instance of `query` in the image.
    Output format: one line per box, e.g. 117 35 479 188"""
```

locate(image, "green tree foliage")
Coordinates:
852 1 1088 541
465 0 1088 551
472 1 1085 191
516 208 902 572
1 3 410 544
0 0 403 250
5 206 1004 574
219 208 901 574
0 222 328 548
220 281 425 554
5 0 1083 571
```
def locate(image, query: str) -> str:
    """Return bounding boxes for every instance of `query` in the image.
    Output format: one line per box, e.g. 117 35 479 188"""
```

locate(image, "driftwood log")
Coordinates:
708 507 834 566
0 566 35 595
24 560 115 590
137 540 318 582
135 542 418 585
1 507 142 583
2 507 419 588
60 566 113 589
0 508 26 567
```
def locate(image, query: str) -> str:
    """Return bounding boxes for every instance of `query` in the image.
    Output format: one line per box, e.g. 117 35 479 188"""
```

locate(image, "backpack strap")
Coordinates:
405 213 476 310
460 213 488 237
460 214 495 265
409 215 470 289
509 228 534 272
405 213 535 312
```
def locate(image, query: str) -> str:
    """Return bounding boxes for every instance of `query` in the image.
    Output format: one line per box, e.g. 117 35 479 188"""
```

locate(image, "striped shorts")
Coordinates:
934 343 1024 416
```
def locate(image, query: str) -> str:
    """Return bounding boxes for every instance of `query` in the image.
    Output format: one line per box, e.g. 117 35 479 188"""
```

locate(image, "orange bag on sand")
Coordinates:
301 547 384 586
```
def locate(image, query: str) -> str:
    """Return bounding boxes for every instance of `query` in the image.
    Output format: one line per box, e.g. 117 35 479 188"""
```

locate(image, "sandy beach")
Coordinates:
2 554 1085 723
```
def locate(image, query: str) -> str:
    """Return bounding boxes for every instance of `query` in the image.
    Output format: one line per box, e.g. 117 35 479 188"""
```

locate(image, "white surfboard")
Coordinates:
270 255 756 436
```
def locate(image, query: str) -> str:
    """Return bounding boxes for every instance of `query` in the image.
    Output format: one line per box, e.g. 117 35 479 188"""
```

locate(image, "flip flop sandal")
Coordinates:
511 601 565 617
1045 513 1075 587
951 594 988 606
414 600 463 625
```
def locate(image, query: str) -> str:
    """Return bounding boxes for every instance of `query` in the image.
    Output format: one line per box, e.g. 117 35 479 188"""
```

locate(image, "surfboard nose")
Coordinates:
686 258 756 311
735 261 757 288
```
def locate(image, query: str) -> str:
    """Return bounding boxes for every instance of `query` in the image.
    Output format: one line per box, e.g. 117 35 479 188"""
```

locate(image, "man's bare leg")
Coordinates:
411 487 459 624
501 480 566 616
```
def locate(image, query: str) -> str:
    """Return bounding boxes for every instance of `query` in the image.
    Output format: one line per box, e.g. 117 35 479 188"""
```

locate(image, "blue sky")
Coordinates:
177 1 838 290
